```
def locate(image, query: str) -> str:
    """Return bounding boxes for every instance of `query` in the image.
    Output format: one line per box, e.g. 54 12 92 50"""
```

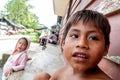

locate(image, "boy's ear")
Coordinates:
61 40 65 49
103 44 109 56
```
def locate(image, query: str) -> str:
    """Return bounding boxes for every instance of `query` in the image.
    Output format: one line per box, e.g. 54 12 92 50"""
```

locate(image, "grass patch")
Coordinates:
30 38 39 43
30 32 41 43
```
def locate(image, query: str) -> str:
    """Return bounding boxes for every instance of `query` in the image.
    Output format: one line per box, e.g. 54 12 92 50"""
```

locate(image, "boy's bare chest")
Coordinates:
58 73 80 80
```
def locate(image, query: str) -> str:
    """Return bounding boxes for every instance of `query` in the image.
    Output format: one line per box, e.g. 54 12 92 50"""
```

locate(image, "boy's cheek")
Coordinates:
103 45 109 56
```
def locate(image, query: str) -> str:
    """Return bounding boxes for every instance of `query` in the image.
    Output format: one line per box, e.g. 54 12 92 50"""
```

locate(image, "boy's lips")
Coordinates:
72 52 88 62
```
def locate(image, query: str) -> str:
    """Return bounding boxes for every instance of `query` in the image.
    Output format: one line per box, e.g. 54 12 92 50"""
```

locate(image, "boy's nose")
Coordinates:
76 38 89 49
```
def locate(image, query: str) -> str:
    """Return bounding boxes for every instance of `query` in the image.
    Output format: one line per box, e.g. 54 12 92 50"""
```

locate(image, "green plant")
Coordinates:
2 54 10 66
36 32 41 38
30 32 41 43
30 38 39 43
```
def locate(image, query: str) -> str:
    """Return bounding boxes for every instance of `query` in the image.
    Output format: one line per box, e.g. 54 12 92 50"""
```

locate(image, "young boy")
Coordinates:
50 10 112 80
34 10 112 80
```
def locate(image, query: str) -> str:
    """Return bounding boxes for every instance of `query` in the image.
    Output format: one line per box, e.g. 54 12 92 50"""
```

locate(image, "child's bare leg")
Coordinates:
34 72 51 80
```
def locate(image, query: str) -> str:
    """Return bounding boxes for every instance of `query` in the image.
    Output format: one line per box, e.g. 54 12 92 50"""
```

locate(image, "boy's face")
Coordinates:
62 21 109 72
16 39 27 52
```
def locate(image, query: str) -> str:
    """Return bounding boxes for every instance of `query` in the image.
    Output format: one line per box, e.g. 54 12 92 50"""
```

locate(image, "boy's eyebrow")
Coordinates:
69 29 80 32
88 30 103 34
70 28 103 34
70 28 101 32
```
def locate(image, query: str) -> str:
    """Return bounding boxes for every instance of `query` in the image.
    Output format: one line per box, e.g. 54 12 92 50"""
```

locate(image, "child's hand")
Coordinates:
27 57 32 61
5 68 14 77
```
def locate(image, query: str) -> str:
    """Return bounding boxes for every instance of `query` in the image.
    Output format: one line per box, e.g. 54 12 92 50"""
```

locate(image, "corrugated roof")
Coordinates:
1 17 25 29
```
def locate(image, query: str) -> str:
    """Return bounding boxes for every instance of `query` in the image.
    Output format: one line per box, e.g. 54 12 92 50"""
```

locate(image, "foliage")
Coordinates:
36 31 41 38
30 31 41 43
30 37 39 43
1 53 10 66
5 0 40 29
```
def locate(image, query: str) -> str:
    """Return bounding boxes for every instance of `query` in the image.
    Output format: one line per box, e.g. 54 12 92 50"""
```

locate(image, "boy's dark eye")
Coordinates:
89 36 98 40
71 34 78 38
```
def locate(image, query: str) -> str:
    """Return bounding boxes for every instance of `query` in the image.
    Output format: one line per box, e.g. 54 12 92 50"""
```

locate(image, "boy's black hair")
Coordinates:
62 10 111 45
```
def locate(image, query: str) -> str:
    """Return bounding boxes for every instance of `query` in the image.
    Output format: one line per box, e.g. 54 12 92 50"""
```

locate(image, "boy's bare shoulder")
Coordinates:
50 66 69 80
33 72 51 80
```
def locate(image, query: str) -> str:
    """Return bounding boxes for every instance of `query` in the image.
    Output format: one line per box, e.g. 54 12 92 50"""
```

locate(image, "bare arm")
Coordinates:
50 66 67 80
